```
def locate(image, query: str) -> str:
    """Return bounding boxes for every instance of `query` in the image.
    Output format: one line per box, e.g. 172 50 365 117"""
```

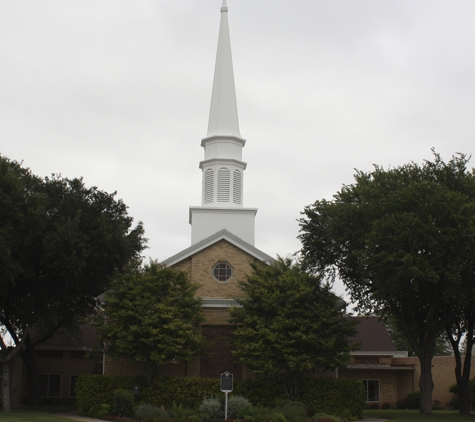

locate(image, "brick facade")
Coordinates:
9 237 475 409
173 240 255 300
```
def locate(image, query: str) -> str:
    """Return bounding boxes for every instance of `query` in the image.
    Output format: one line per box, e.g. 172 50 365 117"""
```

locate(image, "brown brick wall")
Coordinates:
105 356 187 378
35 350 101 400
392 355 475 407
173 240 255 300
203 309 232 325
338 368 401 405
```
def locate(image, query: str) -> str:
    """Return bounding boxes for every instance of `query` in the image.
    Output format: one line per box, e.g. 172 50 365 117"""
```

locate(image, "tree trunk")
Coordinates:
446 314 475 415
418 352 434 414
1 361 12 412
458 329 474 415
19 336 40 406
282 370 304 400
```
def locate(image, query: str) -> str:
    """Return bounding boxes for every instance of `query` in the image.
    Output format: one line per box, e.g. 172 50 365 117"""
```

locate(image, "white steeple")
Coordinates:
206 0 241 139
189 0 257 246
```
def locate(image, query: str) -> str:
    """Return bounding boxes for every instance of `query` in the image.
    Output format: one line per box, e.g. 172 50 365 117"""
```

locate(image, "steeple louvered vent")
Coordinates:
217 168 230 202
233 170 242 204
204 169 214 204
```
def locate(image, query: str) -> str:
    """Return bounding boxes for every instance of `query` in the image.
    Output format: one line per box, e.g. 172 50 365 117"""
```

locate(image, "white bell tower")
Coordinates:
190 0 257 245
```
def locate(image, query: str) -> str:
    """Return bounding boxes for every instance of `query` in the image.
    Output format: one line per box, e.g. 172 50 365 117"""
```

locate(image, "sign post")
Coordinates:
220 371 233 420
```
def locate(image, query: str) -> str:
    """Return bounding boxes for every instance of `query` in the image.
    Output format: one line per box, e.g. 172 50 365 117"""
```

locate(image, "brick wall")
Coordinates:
174 240 255 300
392 355 475 407
35 350 100 401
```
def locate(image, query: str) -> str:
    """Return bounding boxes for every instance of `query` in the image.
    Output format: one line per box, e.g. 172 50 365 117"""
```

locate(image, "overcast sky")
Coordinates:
2 1 475 299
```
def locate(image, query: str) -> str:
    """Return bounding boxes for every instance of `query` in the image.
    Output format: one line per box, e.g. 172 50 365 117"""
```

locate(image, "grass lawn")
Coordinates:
364 409 475 421
0 406 77 422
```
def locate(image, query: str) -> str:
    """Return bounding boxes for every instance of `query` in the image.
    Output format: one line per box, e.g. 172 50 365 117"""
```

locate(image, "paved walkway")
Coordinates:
56 413 104 422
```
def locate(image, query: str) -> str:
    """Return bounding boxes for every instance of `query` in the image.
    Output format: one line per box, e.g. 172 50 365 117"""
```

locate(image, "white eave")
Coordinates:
346 364 414 371
199 158 247 170
351 351 401 357
201 135 246 148
201 298 239 308
162 229 274 267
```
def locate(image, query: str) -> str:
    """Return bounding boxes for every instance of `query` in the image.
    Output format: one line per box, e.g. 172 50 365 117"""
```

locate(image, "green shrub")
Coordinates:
300 378 365 420
227 395 252 419
271 412 287 422
273 400 307 422
168 402 199 422
449 378 475 410
235 377 363 420
112 389 136 417
235 378 287 407
240 405 278 422
88 403 111 419
141 377 221 410
311 414 343 422
396 391 421 409
76 375 148 415
199 396 222 421
77 375 364 420
135 403 168 422
450 395 460 410
381 402 391 409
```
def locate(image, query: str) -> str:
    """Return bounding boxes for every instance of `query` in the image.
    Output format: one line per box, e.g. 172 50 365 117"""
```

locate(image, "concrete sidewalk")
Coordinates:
56 413 104 422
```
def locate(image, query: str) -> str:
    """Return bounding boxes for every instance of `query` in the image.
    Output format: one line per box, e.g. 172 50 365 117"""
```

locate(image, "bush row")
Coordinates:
76 375 148 415
76 375 365 420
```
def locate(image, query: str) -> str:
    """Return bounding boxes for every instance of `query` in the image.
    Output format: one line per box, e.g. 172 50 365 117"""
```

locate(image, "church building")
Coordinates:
161 0 274 380
9 0 471 410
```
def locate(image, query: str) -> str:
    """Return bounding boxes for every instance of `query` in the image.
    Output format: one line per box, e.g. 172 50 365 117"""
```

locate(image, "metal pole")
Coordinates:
225 391 228 420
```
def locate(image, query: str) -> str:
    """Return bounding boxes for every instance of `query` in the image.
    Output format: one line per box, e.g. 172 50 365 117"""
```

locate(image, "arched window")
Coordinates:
204 169 214 204
233 170 242 205
217 168 230 202
213 262 233 282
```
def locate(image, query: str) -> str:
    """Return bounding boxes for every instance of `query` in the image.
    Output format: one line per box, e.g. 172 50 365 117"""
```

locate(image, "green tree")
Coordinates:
383 316 452 357
0 155 146 410
299 152 475 414
229 257 357 399
97 261 205 381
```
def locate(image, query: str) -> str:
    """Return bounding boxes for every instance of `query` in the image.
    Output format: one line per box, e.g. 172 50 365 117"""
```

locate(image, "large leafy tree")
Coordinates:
97 261 205 381
229 257 357 399
383 316 452 358
299 152 475 414
0 155 146 410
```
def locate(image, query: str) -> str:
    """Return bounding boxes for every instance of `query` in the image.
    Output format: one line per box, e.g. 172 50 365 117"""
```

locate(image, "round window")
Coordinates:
213 262 233 282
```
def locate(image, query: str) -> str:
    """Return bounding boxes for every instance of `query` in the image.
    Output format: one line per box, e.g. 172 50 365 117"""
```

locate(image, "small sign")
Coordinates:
133 386 140 395
220 371 233 392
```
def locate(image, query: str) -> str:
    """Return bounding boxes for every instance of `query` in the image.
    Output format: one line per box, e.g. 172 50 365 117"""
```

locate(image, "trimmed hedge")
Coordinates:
76 375 148 415
234 378 287 406
236 378 364 420
76 375 364 419
301 378 365 420
141 377 221 409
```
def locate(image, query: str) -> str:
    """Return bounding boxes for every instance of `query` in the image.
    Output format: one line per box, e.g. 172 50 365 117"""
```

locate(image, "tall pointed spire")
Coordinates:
207 0 241 138
190 1 257 246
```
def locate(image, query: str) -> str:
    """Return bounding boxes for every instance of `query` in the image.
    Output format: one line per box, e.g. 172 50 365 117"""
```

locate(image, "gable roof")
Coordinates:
162 229 275 267
35 323 101 351
351 316 397 353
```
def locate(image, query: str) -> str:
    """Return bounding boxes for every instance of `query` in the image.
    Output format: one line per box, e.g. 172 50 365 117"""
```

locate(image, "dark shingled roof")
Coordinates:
35 317 396 354
351 316 397 352
35 323 101 351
